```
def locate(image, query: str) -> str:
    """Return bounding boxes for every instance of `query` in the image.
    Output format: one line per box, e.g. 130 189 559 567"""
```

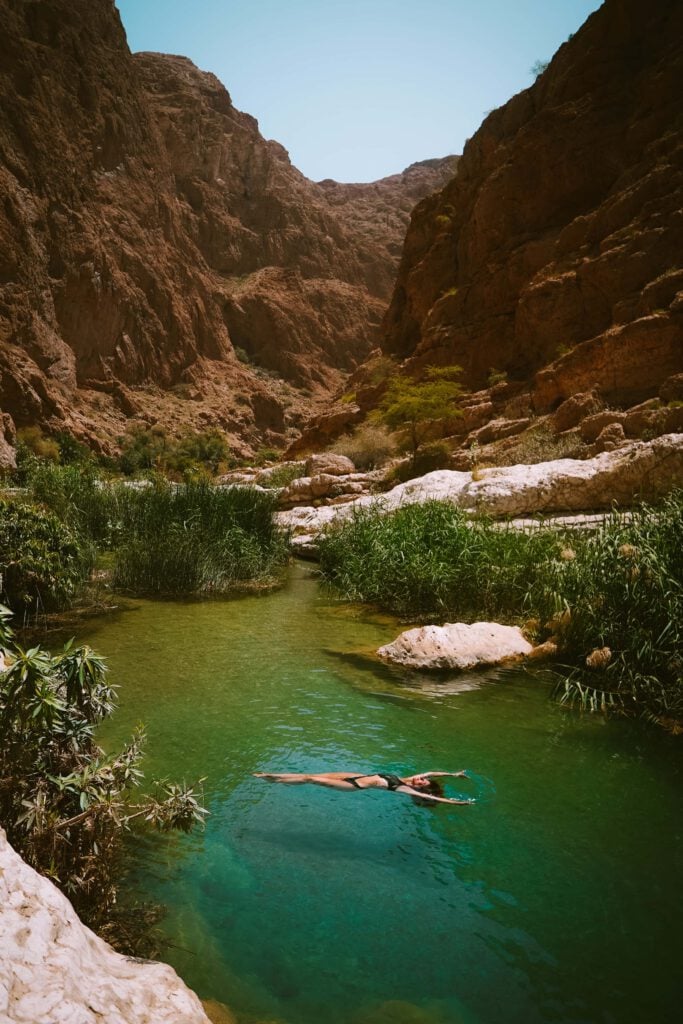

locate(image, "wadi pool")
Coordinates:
78 562 681 1024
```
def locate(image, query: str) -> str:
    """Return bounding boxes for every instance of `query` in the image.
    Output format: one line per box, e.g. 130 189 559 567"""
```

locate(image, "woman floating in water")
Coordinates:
253 770 474 804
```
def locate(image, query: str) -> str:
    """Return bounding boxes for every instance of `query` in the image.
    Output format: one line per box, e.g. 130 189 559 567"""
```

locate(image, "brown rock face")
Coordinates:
0 0 455 453
382 0 683 412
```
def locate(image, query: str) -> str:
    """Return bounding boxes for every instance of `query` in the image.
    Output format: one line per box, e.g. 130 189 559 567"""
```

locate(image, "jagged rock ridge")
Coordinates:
0 0 455 456
380 0 682 414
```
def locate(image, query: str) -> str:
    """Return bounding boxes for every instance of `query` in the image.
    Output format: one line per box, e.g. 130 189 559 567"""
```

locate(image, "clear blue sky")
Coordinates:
116 0 603 183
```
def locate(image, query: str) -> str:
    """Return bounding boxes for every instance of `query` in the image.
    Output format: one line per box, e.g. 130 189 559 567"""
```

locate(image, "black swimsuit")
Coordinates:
343 773 405 790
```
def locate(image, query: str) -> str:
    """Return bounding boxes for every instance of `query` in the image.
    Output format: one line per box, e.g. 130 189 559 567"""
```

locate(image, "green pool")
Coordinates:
80 562 680 1024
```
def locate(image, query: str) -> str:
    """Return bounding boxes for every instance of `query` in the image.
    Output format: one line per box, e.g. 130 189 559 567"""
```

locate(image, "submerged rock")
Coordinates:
0 829 210 1024
377 622 533 671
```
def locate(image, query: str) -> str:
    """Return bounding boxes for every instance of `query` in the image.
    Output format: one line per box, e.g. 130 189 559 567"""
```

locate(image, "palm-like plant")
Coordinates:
0 605 207 945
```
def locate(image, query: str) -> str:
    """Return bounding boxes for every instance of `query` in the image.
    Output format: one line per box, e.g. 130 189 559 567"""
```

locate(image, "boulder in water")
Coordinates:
377 622 534 671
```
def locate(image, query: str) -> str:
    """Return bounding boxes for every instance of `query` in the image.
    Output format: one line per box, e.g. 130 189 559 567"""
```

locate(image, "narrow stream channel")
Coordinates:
78 562 680 1024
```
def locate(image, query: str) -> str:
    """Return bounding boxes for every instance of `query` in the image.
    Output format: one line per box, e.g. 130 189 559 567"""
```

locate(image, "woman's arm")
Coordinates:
420 771 469 779
397 785 475 804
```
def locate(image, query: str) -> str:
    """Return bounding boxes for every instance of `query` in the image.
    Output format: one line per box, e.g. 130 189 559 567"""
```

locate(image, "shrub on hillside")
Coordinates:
331 423 397 471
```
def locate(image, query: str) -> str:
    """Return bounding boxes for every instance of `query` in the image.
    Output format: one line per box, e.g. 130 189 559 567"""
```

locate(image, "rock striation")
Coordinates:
381 0 683 413
377 622 533 671
0 828 210 1024
0 0 455 455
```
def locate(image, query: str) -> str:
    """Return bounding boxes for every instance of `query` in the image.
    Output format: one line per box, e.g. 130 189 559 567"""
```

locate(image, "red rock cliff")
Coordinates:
381 0 683 413
0 0 455 455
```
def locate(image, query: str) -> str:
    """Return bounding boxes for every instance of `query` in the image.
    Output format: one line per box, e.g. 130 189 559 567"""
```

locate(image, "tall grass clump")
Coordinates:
24 460 125 548
318 500 560 620
111 480 289 595
20 463 289 598
529 491 683 722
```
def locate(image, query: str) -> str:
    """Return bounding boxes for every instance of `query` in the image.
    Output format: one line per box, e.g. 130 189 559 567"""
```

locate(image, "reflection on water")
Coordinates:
76 562 683 1024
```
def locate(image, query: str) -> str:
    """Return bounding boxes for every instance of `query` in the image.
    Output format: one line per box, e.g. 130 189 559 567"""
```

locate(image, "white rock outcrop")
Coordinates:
0 830 210 1024
277 434 683 550
377 622 534 671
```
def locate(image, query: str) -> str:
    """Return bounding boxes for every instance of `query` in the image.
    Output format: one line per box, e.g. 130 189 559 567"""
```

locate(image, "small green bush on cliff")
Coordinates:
116 426 230 478
373 366 464 470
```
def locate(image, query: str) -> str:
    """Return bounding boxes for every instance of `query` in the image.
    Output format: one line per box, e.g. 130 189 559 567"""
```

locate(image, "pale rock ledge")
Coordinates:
277 434 683 552
377 622 534 671
0 829 209 1024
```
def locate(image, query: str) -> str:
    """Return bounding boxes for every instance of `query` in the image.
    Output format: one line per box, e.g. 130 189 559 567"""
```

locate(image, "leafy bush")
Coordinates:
117 427 229 478
389 441 452 483
374 366 463 466
54 431 93 465
0 498 88 614
0 606 207 943
15 425 60 463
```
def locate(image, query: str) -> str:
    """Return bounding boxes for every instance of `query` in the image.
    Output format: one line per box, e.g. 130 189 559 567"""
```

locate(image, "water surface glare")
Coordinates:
83 563 681 1024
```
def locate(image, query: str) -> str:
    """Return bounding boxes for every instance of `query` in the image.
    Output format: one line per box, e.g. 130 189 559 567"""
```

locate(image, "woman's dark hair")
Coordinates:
425 779 444 797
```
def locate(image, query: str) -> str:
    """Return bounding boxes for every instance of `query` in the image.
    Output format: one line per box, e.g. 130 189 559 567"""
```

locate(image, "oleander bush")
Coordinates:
0 605 207 947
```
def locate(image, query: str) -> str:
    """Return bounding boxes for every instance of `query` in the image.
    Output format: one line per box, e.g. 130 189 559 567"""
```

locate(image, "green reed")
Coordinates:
318 500 560 620
23 465 289 596
529 491 682 720
318 495 683 721
111 480 289 594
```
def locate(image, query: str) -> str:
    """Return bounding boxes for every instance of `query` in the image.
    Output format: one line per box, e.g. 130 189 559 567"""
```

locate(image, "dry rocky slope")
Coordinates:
297 0 682 459
0 0 455 462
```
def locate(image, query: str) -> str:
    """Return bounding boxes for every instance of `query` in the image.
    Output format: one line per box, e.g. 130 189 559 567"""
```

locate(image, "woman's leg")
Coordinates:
253 772 362 790
253 773 312 784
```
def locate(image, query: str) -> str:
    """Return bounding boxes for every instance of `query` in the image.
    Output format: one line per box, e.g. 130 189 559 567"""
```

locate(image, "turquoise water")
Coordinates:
80 563 681 1024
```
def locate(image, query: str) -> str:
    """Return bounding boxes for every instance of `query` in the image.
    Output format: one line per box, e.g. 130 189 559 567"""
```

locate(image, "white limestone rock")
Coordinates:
377 622 534 671
276 434 683 541
0 829 209 1024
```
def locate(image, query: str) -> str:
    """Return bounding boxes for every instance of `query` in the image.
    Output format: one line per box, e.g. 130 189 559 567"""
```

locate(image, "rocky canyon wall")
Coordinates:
381 0 683 414
0 0 454 458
